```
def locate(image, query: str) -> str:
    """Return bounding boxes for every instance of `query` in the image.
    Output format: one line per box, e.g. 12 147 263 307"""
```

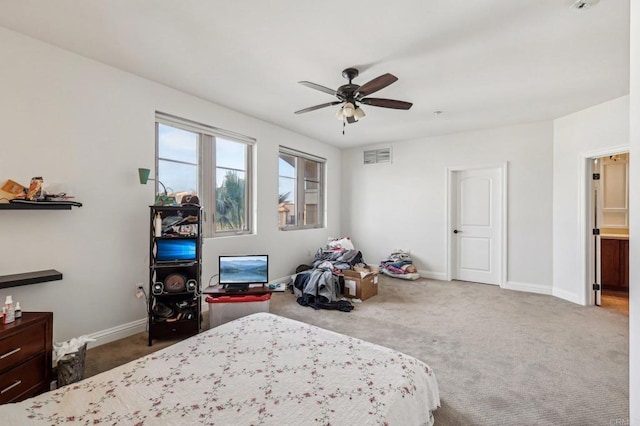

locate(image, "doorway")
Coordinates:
588 151 629 315
447 163 507 286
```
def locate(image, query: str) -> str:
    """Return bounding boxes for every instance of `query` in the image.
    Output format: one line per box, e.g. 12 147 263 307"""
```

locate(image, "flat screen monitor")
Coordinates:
156 239 197 262
219 255 269 286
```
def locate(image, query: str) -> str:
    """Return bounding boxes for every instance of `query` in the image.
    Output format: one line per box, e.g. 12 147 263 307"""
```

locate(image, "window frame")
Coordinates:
278 146 326 231
156 112 255 238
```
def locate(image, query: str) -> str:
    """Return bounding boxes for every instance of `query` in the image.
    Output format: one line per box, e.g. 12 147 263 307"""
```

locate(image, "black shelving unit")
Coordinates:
147 205 202 346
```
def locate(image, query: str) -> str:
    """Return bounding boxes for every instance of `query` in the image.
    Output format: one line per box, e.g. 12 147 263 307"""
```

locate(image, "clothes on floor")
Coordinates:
380 249 420 280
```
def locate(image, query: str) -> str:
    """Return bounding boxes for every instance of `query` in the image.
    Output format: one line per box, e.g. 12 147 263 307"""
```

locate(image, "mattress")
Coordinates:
0 312 440 425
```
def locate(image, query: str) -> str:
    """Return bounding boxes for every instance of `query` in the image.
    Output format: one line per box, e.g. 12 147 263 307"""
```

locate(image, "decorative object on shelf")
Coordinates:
164 273 187 293
1 179 27 198
154 212 162 237
138 168 176 206
180 194 200 206
1 177 80 207
27 177 44 200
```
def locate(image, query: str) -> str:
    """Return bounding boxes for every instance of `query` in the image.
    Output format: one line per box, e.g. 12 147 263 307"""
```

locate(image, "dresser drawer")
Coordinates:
0 322 47 373
0 353 46 404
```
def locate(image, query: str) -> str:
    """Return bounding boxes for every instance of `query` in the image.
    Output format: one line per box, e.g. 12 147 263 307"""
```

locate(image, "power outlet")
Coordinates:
135 283 145 298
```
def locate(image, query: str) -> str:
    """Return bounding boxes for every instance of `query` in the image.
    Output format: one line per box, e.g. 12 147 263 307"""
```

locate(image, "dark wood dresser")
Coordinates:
0 312 53 404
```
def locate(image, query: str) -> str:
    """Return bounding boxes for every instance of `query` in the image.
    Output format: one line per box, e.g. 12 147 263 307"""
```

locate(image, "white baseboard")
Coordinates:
417 270 447 281
86 318 147 349
552 287 582 305
503 281 552 295
271 275 292 284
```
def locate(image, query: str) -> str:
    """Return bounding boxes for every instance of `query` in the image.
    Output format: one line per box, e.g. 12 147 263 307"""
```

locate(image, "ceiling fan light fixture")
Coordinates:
342 102 355 118
353 106 365 121
296 68 411 131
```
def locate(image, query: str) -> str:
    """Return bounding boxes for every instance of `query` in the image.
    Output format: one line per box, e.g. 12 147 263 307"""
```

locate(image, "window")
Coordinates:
156 113 254 237
278 147 325 230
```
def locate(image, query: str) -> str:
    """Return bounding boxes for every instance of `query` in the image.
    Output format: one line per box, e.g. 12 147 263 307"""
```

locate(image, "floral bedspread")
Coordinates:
1 313 440 425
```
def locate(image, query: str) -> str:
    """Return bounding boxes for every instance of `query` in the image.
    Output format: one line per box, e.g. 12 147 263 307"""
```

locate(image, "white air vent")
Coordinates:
363 148 391 165
569 0 599 10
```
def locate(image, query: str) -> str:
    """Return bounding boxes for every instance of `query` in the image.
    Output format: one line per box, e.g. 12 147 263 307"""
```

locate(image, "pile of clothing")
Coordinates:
291 237 363 312
380 250 420 280
293 262 353 312
311 237 363 271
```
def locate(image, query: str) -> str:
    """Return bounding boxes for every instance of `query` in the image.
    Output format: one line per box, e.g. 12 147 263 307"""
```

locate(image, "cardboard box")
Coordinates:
342 268 378 301
353 264 380 275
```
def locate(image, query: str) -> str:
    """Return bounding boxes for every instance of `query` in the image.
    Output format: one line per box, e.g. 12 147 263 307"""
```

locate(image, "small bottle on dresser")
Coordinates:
3 295 15 324
14 302 22 319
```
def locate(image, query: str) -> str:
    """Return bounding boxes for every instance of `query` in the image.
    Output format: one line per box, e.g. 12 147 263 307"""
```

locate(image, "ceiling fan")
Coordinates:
294 68 412 125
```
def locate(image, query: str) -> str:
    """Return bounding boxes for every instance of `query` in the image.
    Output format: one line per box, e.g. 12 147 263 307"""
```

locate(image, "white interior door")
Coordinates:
452 167 503 285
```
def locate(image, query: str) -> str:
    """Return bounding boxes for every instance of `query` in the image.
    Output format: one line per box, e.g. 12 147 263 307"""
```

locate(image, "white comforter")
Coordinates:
1 313 439 425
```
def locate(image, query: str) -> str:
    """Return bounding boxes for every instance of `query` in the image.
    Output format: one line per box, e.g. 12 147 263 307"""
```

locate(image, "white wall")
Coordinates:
552 96 630 305
341 121 554 292
628 1 639 424
0 27 341 346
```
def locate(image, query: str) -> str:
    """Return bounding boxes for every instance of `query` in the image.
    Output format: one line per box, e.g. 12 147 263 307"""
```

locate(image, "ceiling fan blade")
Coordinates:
298 81 338 97
294 101 342 114
360 98 413 110
356 73 398 97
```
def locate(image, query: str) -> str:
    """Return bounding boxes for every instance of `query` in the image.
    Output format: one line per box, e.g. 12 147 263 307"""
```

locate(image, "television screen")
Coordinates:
219 255 269 285
156 239 197 262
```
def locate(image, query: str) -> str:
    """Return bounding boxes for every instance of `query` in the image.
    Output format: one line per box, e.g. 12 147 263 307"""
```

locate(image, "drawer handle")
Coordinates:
1 380 22 394
0 347 21 359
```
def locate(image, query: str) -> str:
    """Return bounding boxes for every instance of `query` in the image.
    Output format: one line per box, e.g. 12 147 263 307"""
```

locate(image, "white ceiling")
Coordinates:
0 0 629 148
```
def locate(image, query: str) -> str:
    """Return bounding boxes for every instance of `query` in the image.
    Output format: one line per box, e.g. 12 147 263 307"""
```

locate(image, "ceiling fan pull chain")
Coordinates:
342 118 346 135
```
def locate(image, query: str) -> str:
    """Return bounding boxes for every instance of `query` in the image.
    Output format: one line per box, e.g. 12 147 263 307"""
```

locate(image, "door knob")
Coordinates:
453 229 462 234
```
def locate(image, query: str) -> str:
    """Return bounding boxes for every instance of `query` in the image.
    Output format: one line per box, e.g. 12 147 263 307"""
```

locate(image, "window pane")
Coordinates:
278 149 324 230
215 169 246 232
304 180 320 226
217 138 246 171
215 138 248 233
158 124 198 163
303 159 319 181
278 176 296 228
279 154 296 178
279 154 297 229
158 159 198 195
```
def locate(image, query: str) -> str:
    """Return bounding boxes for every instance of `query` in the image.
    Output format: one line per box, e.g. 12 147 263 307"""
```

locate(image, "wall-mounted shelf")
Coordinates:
0 270 63 290
0 203 73 210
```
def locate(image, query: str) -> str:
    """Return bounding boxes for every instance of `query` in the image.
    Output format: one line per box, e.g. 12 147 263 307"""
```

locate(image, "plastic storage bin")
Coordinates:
206 293 271 328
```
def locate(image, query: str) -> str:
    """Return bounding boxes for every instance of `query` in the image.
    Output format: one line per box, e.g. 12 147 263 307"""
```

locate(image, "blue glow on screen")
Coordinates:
156 239 197 262
219 255 268 284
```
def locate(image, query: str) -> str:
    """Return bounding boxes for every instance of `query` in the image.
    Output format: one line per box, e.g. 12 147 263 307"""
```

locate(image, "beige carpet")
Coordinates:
85 276 629 425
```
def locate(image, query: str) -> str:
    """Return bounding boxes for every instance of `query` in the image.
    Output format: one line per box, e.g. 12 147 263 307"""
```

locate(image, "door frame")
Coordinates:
580 145 628 306
446 162 508 286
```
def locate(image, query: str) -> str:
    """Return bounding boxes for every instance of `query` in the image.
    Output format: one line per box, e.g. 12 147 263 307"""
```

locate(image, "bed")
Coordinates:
0 313 440 425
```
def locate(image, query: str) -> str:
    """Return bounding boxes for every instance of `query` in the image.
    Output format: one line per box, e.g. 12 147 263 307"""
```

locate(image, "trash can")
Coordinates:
206 293 271 328
57 343 87 387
